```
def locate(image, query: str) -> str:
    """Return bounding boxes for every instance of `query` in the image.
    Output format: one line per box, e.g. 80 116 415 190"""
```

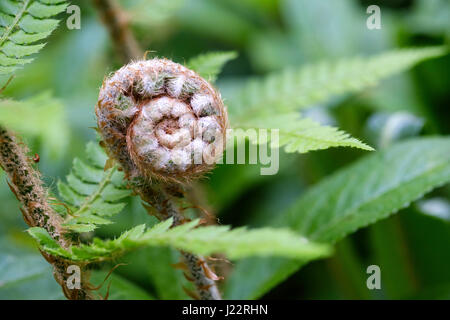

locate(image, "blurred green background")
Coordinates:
0 0 449 299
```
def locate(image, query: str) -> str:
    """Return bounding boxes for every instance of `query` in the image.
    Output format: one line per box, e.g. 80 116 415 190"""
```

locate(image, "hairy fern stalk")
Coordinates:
0 0 68 74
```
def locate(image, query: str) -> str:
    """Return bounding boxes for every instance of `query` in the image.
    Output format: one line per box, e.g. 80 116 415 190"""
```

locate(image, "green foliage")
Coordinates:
286 137 450 242
187 51 237 83
0 0 68 74
0 247 153 299
28 217 332 262
1 0 449 301
417 198 450 222
229 47 446 118
229 47 446 122
237 112 373 153
365 111 425 149
225 137 450 299
146 247 192 299
89 270 154 300
0 251 64 299
0 251 51 289
0 91 69 158
56 141 131 233
229 47 446 155
119 0 184 27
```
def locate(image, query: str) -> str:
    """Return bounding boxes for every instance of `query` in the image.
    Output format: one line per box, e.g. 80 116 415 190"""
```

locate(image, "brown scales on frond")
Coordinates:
0 127 95 300
95 59 224 300
95 58 228 184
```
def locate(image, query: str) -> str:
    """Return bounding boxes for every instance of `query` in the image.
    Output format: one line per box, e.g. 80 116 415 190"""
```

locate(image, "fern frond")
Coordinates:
237 113 373 153
0 0 68 74
28 218 332 262
230 47 446 120
187 51 237 83
56 141 131 233
0 92 69 158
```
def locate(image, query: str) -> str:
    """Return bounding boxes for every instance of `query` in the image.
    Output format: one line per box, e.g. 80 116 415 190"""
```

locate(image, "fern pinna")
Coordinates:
55 141 131 233
0 0 68 74
229 47 445 154
28 217 331 262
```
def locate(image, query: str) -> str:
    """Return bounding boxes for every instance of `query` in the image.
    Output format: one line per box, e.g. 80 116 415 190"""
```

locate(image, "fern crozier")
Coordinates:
96 58 228 183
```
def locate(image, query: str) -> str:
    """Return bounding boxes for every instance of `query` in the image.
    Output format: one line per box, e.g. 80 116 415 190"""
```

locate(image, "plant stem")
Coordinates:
181 252 222 300
92 0 143 62
0 126 94 300
92 0 222 299
134 182 222 300
163 196 221 300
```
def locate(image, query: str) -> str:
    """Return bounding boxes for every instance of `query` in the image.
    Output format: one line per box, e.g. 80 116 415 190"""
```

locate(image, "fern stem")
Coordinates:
92 0 221 298
181 251 222 300
134 181 222 300
92 0 143 62
0 125 94 300
162 191 221 300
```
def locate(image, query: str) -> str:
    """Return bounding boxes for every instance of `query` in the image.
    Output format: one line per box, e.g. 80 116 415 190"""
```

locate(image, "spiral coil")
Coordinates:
96 58 228 182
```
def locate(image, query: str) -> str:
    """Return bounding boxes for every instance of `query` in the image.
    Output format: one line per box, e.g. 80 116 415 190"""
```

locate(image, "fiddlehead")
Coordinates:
95 58 227 300
96 58 228 183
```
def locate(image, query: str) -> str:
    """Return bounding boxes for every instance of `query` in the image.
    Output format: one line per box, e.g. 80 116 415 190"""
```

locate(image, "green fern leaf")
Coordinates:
225 137 450 299
229 47 445 154
230 47 446 119
0 92 69 158
28 218 332 262
236 112 373 153
187 51 237 83
56 141 131 232
0 0 68 74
